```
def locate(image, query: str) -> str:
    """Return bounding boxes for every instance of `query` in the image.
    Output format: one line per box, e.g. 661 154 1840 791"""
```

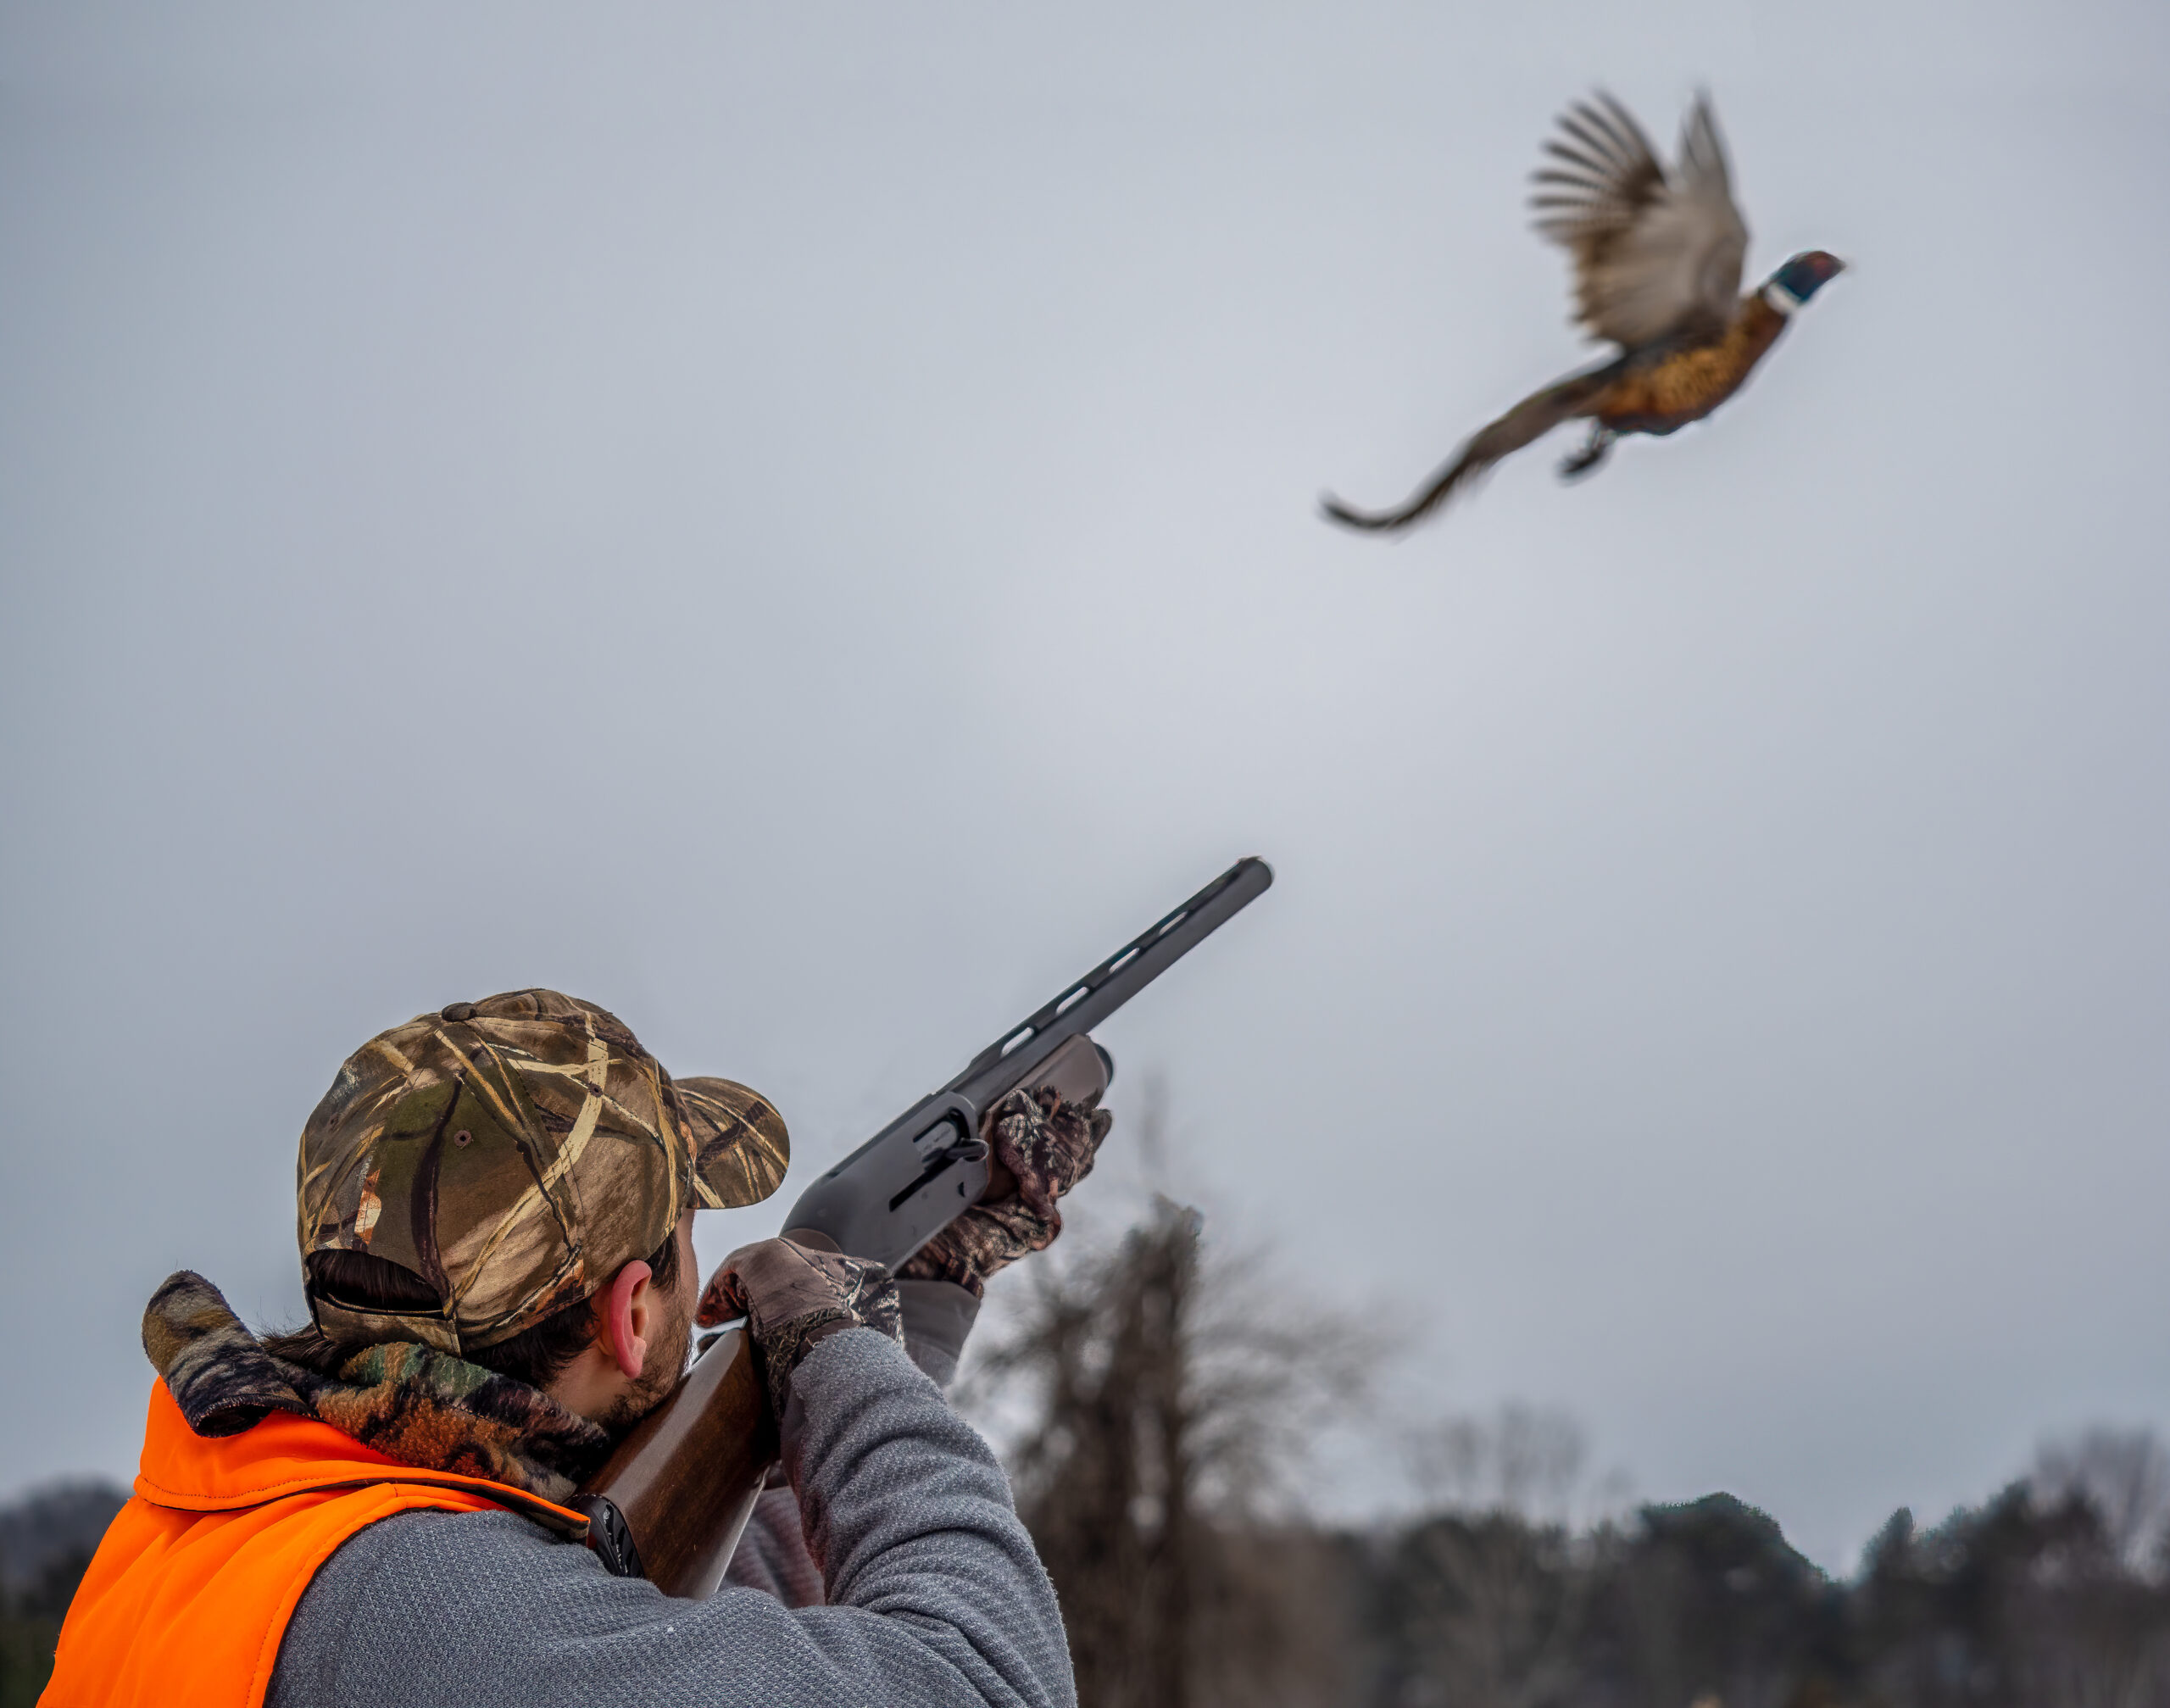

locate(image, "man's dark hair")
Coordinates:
264 1228 681 1390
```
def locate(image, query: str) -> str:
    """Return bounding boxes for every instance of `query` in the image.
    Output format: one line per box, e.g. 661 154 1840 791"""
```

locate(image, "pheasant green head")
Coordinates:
1767 251 1846 309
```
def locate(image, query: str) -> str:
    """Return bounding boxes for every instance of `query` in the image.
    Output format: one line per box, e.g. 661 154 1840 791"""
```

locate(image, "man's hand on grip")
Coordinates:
898 1087 1112 1299
698 1238 904 1417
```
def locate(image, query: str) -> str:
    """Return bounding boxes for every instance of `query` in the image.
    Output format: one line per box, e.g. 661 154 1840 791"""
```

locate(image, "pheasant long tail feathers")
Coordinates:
1321 367 1616 534
1320 450 1488 534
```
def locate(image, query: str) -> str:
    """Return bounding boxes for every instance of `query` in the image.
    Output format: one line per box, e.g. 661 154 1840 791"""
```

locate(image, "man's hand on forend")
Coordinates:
698 1238 904 1417
898 1087 1113 1299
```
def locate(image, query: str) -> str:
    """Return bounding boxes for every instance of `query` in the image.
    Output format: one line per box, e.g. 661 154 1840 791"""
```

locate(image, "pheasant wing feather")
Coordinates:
1530 92 1748 349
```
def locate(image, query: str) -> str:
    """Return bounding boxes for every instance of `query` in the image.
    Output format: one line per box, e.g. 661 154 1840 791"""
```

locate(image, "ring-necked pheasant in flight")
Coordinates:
1322 92 1843 533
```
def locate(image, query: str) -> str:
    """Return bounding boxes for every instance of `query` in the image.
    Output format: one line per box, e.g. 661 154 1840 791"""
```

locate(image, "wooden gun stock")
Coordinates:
570 1326 777 1599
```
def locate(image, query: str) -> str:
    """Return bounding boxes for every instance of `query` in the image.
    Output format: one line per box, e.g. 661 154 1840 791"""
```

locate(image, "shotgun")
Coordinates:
570 856 1274 1596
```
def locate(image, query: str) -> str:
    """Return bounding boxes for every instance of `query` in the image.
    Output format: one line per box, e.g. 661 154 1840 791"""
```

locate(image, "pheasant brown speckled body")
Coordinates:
1599 295 1788 431
1323 92 1844 532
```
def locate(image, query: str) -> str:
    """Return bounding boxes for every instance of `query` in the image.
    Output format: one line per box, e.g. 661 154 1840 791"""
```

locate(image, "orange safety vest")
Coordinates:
42 1381 587 1708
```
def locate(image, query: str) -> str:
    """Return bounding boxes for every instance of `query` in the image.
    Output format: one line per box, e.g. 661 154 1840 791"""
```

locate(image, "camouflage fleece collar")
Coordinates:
142 1271 610 1504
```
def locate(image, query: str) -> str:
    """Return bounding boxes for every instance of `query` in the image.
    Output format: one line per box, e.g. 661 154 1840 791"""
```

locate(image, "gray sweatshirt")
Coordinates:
267 1326 1074 1708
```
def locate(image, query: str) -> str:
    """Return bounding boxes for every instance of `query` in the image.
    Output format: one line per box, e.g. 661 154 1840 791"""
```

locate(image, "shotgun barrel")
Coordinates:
782 856 1272 1266
573 857 1273 1595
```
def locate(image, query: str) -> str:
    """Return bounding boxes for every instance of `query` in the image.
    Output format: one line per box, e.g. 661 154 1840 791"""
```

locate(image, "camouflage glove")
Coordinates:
897 1086 1112 1299
698 1238 904 1418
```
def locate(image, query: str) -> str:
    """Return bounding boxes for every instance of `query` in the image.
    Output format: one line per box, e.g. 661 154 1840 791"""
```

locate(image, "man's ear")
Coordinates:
600 1260 654 1380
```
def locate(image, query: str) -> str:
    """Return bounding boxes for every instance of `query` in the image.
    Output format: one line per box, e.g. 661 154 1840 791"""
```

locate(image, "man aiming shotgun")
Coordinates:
43 858 1271 1708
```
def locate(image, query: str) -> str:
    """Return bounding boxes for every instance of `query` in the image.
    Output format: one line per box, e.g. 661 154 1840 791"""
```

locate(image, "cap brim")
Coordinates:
675 1077 790 1209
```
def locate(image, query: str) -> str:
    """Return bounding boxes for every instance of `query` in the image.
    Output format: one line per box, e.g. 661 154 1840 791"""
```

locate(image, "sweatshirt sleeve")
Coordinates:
269 1329 1074 1708
724 1482 826 1606
724 1275 983 1608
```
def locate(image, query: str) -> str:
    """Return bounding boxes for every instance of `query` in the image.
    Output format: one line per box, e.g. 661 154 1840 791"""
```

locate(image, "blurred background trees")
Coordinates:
963 1193 1376 1708
951 1195 2170 1708
0 1482 122 1708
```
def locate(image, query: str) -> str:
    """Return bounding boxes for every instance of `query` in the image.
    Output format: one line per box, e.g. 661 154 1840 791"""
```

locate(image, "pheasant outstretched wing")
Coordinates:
1529 92 1749 349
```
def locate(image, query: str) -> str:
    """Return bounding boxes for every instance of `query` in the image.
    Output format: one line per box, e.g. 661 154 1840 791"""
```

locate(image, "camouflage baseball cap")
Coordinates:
297 989 788 1355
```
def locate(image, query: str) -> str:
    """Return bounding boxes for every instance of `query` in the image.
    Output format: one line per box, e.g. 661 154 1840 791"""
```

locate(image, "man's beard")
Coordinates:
594 1288 693 1439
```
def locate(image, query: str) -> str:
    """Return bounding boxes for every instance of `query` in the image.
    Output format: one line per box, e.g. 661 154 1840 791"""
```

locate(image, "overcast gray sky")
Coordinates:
3 2 2165 1572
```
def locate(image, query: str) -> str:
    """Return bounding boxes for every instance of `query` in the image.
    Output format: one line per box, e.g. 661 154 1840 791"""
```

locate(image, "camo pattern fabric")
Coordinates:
698 1240 905 1420
898 1087 1112 1299
144 1271 609 1506
298 989 788 1354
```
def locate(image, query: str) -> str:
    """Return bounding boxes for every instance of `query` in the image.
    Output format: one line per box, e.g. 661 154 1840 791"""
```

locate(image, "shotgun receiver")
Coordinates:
572 856 1273 1596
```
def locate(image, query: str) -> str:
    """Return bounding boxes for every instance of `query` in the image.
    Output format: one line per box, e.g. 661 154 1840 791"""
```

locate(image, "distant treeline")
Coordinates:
1303 1482 2170 1708
0 1481 124 1708
976 1198 2170 1708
